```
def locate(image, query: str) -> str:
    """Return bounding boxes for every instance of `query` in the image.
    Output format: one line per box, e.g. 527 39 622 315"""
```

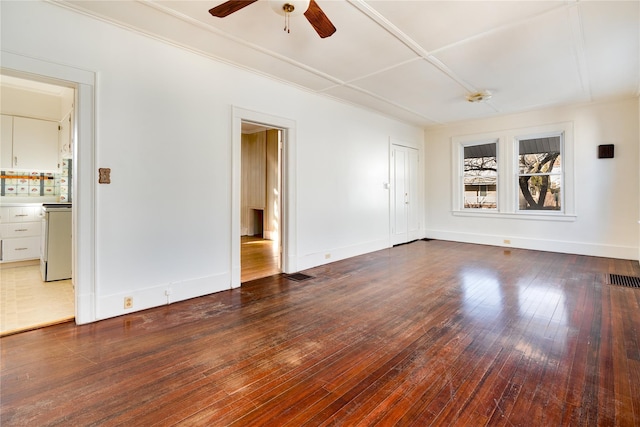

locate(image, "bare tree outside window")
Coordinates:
463 142 497 209
517 136 562 211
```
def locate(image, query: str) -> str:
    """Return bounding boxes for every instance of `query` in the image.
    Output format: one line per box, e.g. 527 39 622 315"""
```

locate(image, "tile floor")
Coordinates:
0 261 74 335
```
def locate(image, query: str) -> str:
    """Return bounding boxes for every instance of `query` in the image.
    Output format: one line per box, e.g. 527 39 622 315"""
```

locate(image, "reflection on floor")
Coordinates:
241 235 280 283
0 261 74 336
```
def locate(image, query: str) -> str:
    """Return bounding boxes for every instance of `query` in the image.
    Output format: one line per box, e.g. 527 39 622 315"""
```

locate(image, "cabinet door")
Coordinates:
1 115 13 169
59 112 73 159
12 117 59 171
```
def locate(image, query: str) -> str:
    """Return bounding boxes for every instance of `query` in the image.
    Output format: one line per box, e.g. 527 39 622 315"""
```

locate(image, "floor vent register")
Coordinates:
609 274 640 289
285 273 314 282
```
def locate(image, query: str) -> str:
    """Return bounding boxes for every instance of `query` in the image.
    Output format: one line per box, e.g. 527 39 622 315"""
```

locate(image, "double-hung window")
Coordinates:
462 142 498 210
516 135 562 211
453 122 573 219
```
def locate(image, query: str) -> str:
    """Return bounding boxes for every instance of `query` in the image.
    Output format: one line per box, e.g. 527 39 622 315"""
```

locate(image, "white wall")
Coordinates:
425 97 639 260
1 1 423 321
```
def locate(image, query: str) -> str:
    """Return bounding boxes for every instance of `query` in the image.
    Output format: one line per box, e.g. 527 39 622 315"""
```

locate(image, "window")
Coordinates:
452 122 574 220
462 142 497 209
516 135 562 211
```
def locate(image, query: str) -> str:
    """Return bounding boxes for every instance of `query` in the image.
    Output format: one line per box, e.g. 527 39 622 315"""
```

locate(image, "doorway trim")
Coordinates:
231 107 297 287
2 51 96 324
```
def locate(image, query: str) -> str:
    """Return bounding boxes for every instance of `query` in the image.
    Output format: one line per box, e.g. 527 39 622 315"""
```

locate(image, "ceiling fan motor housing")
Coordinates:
269 0 310 16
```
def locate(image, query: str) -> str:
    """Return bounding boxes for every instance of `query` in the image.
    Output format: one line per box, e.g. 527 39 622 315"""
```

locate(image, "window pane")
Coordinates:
518 174 561 210
517 136 562 211
463 142 497 209
518 137 561 174
518 152 562 174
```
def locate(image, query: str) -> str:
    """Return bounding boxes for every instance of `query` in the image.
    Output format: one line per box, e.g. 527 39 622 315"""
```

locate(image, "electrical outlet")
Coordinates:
503 239 511 244
325 253 331 259
124 296 133 309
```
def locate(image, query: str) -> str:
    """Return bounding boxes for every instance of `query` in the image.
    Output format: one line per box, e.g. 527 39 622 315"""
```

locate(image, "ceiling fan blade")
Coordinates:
304 0 336 38
209 0 258 18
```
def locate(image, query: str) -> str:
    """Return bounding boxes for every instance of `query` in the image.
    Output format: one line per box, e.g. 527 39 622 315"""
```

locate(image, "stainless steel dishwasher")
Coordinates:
40 203 72 281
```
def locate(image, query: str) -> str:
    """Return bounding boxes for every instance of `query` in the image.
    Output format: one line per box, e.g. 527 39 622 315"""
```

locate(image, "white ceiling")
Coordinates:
0 74 74 98
60 0 639 127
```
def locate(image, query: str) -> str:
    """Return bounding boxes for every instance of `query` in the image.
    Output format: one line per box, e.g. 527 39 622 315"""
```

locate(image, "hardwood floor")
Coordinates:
241 235 280 283
2 240 639 425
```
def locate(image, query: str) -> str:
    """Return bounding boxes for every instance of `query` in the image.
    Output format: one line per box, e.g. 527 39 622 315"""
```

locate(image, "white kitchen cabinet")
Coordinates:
59 112 73 160
1 115 13 169
2 206 43 223
0 206 43 262
13 117 59 171
2 236 41 261
1 221 41 238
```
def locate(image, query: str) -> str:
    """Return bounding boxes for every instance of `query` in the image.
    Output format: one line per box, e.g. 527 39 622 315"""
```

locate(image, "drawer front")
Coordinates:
0 207 9 223
1 221 41 238
0 206 43 223
1 236 41 261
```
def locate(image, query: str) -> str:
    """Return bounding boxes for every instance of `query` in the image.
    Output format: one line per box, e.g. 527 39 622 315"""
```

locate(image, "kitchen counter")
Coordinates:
1 196 59 207
1 202 45 207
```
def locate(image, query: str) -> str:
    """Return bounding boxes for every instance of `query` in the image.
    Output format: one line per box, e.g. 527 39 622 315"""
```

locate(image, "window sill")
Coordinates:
452 210 577 222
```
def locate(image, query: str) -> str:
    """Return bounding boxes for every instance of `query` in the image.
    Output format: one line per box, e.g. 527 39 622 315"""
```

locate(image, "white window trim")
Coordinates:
451 122 576 222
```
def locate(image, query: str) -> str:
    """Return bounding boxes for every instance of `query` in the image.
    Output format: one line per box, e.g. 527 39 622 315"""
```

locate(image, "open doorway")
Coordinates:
240 121 282 282
0 73 75 335
232 107 296 287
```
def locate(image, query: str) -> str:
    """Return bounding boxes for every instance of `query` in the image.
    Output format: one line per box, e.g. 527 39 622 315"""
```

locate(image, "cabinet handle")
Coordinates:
15 214 28 217
14 156 17 166
15 229 28 232
15 248 28 251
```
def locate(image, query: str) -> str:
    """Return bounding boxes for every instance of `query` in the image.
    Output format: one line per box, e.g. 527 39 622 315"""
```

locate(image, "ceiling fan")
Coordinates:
209 0 337 38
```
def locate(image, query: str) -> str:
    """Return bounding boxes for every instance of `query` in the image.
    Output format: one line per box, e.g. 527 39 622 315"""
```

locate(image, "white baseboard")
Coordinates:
424 229 638 260
296 238 390 272
96 272 231 320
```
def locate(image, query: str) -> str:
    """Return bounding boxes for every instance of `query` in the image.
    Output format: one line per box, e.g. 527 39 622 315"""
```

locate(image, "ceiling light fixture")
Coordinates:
268 0 310 33
466 90 493 103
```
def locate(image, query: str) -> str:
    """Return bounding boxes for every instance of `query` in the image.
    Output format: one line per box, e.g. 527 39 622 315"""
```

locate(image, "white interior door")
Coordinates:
391 144 420 245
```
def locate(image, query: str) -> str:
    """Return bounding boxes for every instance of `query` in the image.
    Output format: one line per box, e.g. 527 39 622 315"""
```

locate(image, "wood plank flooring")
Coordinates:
2 240 639 425
241 235 280 282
